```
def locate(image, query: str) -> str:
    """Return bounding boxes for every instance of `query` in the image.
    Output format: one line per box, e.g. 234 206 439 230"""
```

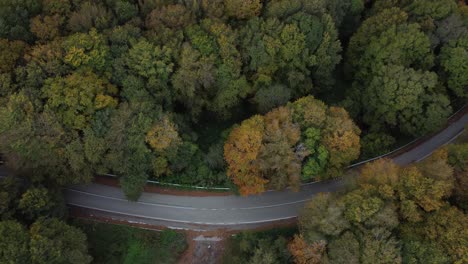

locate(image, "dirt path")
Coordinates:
177 231 228 264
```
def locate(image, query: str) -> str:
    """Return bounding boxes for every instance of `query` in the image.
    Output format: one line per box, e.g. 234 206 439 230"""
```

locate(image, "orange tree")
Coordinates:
224 96 361 195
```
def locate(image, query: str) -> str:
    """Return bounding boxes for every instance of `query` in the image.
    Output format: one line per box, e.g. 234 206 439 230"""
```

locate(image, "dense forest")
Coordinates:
0 0 467 263
0 0 466 199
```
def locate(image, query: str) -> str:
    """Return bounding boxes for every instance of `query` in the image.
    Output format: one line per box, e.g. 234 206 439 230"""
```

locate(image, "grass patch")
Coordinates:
73 220 187 264
222 227 298 264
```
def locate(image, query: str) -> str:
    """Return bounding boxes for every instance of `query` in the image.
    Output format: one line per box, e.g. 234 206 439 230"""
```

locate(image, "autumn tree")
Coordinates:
257 107 303 190
42 71 118 130
224 115 267 195
321 107 361 177
67 1 115 33
288 235 326 264
225 0 262 19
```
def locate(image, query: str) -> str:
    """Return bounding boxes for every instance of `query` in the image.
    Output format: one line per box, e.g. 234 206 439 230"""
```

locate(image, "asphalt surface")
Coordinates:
3 113 467 230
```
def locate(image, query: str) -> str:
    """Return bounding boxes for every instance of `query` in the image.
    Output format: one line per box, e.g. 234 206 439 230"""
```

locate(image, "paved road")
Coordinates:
3 112 467 230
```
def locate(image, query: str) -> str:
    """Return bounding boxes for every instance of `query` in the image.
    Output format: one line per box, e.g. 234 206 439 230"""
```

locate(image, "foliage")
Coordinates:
0 0 41 41
75 220 187 264
67 2 115 33
224 115 266 195
0 220 30 264
225 0 262 20
295 149 467 264
30 217 92 264
440 37 468 98
18 187 55 219
225 96 359 194
222 228 296 264
361 132 396 159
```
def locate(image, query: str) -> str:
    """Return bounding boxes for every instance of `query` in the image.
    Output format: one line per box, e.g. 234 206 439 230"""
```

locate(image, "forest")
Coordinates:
0 0 467 263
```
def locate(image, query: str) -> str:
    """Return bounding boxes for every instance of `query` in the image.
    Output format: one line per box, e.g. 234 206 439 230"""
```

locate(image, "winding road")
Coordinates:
1 111 467 231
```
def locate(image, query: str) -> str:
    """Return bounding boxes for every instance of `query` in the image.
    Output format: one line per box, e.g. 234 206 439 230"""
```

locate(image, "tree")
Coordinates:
346 7 409 74
327 231 360 264
29 218 92 264
361 133 396 159
225 0 262 19
359 228 402 264
0 176 20 219
288 96 327 130
30 15 63 41
125 39 173 84
42 71 118 130
145 116 181 153
112 0 138 24
299 193 349 241
321 107 361 177
288 235 326 264
62 28 111 73
398 166 452 222
18 187 55 219
224 115 267 195
362 65 451 136
253 84 292 114
67 1 114 33
401 206 468 263
0 0 41 41
0 39 27 74
440 37 468 98
0 221 30 264
257 107 303 190
146 4 195 30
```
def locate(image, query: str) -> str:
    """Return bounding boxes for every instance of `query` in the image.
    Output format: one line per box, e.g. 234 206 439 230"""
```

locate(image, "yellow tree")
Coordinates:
288 234 326 264
224 115 267 195
322 107 361 178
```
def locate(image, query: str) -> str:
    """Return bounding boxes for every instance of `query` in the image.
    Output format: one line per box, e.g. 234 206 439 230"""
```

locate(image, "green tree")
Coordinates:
30 217 92 264
18 187 55 219
0 0 41 41
62 28 111 73
0 220 30 264
42 71 118 130
440 37 468 98
362 65 451 136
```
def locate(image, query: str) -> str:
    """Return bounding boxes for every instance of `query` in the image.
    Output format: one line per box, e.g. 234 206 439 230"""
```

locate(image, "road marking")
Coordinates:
68 202 297 225
66 188 312 210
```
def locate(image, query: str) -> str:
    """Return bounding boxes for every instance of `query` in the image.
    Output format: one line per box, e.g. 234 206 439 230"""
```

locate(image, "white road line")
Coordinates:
66 188 312 210
68 202 297 225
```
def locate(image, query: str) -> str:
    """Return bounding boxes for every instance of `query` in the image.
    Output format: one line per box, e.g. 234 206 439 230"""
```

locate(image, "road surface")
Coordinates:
2 112 467 230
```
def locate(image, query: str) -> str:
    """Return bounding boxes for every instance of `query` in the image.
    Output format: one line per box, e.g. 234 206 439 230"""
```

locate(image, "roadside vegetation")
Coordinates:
289 143 468 264
74 220 187 264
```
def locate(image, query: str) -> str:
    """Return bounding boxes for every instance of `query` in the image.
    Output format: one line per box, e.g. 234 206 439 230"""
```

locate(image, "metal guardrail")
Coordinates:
100 173 231 191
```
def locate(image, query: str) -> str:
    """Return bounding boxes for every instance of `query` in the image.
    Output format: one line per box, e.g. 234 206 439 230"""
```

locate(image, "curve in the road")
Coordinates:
1 111 466 231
